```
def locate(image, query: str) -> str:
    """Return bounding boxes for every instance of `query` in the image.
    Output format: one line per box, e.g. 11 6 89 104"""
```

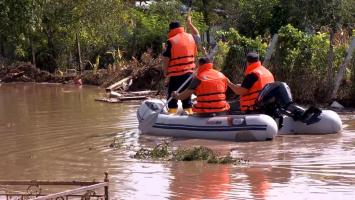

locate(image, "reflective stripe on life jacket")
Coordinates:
167 27 197 77
193 63 230 113
240 61 274 111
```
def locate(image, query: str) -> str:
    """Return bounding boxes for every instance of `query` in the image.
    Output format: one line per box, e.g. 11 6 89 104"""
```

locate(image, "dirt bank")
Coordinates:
0 62 64 83
0 57 165 92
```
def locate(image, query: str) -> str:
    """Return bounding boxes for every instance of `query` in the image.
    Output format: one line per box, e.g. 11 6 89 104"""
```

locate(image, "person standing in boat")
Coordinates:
162 12 200 115
228 52 274 112
172 57 230 116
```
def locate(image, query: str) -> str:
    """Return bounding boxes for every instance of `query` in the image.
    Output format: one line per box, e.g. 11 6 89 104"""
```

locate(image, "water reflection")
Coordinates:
169 162 231 199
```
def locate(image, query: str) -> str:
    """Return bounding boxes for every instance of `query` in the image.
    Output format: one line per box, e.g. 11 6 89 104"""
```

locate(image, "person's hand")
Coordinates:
186 12 192 25
202 47 208 56
171 91 178 99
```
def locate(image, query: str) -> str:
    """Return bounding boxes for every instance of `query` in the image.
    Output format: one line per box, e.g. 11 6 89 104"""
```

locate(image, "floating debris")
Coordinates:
133 148 152 159
207 154 235 164
133 144 248 165
95 97 121 103
0 63 64 83
133 143 171 160
173 146 216 161
109 137 125 149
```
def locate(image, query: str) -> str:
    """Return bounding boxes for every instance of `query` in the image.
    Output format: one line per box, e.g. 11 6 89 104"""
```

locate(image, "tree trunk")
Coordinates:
206 28 211 44
46 28 57 72
331 37 355 100
326 29 335 96
76 33 82 74
0 34 4 56
47 30 55 53
30 37 36 67
202 0 210 44
68 50 72 69
263 34 279 67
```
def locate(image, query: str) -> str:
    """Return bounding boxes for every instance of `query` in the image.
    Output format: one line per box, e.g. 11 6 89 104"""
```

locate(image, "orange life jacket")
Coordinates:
240 61 274 111
167 27 197 77
193 63 230 113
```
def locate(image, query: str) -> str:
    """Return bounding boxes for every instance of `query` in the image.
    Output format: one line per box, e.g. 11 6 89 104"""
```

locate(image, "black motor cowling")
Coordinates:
256 82 321 125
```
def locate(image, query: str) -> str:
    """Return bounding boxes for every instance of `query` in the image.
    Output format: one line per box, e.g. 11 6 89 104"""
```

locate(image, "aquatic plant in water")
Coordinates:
109 137 125 149
133 143 171 160
133 144 248 165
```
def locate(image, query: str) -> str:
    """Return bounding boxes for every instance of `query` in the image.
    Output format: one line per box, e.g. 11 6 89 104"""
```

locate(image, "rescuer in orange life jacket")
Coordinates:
162 13 200 115
227 52 275 112
172 57 230 116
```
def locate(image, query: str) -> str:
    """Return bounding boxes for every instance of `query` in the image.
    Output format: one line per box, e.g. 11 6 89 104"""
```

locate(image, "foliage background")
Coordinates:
0 0 354 104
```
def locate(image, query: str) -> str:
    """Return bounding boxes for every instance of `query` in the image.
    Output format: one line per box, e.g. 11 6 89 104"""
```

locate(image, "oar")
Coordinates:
160 75 193 113
139 74 193 130
139 41 218 131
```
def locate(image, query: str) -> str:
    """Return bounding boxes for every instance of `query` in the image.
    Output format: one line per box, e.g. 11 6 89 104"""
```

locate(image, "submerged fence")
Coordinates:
0 173 109 200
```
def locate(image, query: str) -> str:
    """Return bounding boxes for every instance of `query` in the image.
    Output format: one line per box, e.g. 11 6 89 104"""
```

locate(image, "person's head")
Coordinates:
246 52 259 65
198 57 212 67
169 21 181 31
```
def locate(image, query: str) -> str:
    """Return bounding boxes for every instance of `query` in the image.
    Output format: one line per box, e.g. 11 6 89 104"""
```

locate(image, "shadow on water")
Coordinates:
0 83 354 199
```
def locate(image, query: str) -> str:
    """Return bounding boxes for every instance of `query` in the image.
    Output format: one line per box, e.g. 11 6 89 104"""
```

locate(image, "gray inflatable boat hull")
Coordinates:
137 100 342 140
137 99 278 141
278 110 342 134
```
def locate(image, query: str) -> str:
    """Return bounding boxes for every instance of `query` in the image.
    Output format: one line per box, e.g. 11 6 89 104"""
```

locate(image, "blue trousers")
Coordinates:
167 73 193 109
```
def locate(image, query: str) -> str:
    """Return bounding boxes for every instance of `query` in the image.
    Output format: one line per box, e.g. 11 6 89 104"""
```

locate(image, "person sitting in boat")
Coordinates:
171 57 230 116
227 52 274 113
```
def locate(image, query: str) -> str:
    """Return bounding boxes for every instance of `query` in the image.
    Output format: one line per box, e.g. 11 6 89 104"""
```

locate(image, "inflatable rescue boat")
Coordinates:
137 82 342 140
137 99 342 140
137 99 278 141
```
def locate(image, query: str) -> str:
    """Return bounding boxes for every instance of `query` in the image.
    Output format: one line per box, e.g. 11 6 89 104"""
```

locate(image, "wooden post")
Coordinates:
331 37 355 100
104 172 109 200
76 33 82 74
263 34 278 67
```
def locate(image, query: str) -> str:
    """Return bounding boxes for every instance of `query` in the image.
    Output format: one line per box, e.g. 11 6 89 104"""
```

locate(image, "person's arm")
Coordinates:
171 77 199 100
187 13 200 36
228 73 258 96
162 57 169 77
172 89 194 100
162 41 172 77
227 79 249 96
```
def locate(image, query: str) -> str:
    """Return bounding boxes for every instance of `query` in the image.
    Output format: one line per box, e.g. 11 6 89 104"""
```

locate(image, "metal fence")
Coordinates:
0 173 109 200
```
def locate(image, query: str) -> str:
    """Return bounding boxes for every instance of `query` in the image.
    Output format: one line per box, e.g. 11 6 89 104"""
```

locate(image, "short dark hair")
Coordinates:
198 57 212 65
169 21 181 30
247 52 259 63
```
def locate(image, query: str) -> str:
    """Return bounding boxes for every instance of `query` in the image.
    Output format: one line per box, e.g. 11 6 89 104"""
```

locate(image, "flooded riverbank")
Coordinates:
0 83 354 199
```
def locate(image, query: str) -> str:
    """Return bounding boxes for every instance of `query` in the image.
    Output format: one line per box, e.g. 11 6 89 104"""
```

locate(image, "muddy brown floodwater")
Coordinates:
0 83 354 200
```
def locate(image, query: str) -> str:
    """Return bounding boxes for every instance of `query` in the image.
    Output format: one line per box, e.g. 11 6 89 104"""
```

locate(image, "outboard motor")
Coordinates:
256 82 322 125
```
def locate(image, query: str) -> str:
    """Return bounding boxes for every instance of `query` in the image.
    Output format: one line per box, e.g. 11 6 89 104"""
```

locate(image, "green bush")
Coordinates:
217 28 268 82
272 24 348 103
